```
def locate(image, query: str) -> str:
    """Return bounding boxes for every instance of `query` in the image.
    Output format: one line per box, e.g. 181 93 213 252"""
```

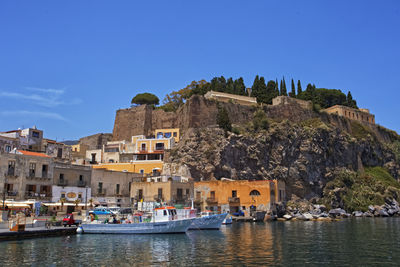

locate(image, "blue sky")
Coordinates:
0 0 399 140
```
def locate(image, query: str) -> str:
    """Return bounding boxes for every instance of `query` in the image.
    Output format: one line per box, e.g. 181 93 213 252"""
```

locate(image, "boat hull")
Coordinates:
189 213 227 230
81 218 194 234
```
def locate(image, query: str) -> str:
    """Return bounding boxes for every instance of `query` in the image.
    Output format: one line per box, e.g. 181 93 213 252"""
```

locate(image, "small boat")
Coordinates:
222 215 233 225
81 206 194 234
177 208 227 230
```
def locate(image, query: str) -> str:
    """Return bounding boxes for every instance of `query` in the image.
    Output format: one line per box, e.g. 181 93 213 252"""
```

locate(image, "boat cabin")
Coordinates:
154 206 178 222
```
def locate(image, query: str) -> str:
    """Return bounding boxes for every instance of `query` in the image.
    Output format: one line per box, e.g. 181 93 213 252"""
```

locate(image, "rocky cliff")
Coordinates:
162 99 400 207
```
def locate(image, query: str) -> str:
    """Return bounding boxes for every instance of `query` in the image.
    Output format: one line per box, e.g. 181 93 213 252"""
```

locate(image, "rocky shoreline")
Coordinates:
277 198 400 221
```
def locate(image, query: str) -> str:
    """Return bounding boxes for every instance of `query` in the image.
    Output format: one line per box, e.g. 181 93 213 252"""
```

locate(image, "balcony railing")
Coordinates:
77 180 86 187
97 189 106 196
42 172 48 179
58 180 68 186
25 192 52 199
228 197 240 203
6 191 18 197
5 171 17 178
206 197 218 204
154 194 164 202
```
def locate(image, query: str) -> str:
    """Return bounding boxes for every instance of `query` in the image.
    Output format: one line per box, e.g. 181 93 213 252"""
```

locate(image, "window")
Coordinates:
29 163 36 177
42 165 48 178
79 175 83 181
232 190 237 198
158 188 163 199
109 159 114 163
116 184 120 195
173 132 177 137
5 145 11 152
196 191 201 200
163 210 167 216
139 169 144 175
250 190 261 196
7 161 15 176
138 189 143 200
177 188 183 199
61 193 66 198
210 191 215 199
59 173 64 182
164 132 172 138
155 143 165 151
78 193 82 199
57 148 63 158
32 131 40 138
98 182 103 194
186 189 190 196
141 143 146 152
91 153 96 163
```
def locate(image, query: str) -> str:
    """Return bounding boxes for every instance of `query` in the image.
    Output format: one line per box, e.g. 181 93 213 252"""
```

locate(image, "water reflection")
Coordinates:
0 218 399 266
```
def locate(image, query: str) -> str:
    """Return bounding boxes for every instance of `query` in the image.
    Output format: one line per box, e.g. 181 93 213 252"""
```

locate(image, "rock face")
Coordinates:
79 133 113 150
167 121 400 201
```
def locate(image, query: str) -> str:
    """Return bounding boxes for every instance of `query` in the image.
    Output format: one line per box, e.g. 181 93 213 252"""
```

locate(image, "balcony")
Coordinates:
77 180 87 187
57 180 68 186
42 172 48 179
97 189 107 197
6 191 18 197
228 197 240 203
5 171 18 179
194 197 202 204
25 191 52 200
154 194 164 202
206 197 218 205
173 195 189 204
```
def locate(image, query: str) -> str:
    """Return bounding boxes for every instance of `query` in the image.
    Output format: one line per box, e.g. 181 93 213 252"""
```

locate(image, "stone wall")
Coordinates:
79 133 113 150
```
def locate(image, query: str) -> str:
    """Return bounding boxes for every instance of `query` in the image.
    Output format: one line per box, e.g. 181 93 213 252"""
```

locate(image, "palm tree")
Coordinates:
89 198 94 208
74 199 81 208
60 197 66 212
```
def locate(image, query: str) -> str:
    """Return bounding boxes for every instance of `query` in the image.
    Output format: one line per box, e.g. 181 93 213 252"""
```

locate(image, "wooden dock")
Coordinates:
0 226 77 241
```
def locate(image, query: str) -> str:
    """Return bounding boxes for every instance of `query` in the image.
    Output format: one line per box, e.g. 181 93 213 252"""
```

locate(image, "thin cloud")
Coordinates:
0 87 81 107
0 110 68 121
25 87 65 95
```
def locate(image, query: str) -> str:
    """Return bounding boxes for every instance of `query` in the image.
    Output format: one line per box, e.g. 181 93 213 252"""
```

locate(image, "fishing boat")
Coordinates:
222 215 233 225
177 208 227 230
80 206 194 234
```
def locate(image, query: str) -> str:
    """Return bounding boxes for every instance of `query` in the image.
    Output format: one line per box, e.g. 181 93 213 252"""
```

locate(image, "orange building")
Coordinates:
194 179 285 215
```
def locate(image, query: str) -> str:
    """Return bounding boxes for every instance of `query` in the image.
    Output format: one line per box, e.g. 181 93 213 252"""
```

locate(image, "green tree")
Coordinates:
216 106 232 132
275 79 279 96
290 78 296 98
280 77 287 96
266 80 278 104
251 75 268 103
346 91 358 108
131 93 160 106
253 109 269 131
233 77 246 95
297 80 302 96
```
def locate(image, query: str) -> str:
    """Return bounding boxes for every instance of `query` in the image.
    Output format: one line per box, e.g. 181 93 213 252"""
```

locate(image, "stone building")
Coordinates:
204 90 257 106
52 162 92 204
0 127 43 151
323 105 375 124
0 150 54 202
272 96 313 110
41 139 72 160
194 179 285 215
91 168 142 207
0 135 20 153
130 175 193 209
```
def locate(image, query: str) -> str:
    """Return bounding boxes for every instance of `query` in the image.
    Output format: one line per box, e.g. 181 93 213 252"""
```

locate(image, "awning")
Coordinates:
4 203 31 209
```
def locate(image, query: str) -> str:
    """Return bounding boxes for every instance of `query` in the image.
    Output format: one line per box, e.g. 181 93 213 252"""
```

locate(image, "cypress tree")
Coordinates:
280 77 287 96
280 80 283 96
275 79 279 96
297 80 302 96
226 77 234 94
290 78 296 97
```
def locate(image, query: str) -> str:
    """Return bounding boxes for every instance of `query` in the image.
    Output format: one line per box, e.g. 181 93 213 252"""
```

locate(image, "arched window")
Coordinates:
249 190 261 196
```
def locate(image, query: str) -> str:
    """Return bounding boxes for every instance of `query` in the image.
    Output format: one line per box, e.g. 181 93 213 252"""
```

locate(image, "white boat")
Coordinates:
81 207 194 234
177 208 227 230
222 215 233 225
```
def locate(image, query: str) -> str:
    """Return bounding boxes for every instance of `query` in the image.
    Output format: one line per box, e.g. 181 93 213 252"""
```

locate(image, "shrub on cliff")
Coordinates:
131 93 159 106
216 106 232 133
322 167 400 212
253 110 269 131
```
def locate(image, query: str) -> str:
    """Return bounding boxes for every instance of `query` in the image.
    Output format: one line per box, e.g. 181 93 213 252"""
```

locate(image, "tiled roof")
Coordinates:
17 150 51 158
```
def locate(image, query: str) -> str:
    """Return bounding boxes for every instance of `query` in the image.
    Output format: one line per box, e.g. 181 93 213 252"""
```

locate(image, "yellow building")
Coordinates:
194 179 285 214
92 161 164 176
155 128 180 143
130 175 193 207
323 105 375 124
